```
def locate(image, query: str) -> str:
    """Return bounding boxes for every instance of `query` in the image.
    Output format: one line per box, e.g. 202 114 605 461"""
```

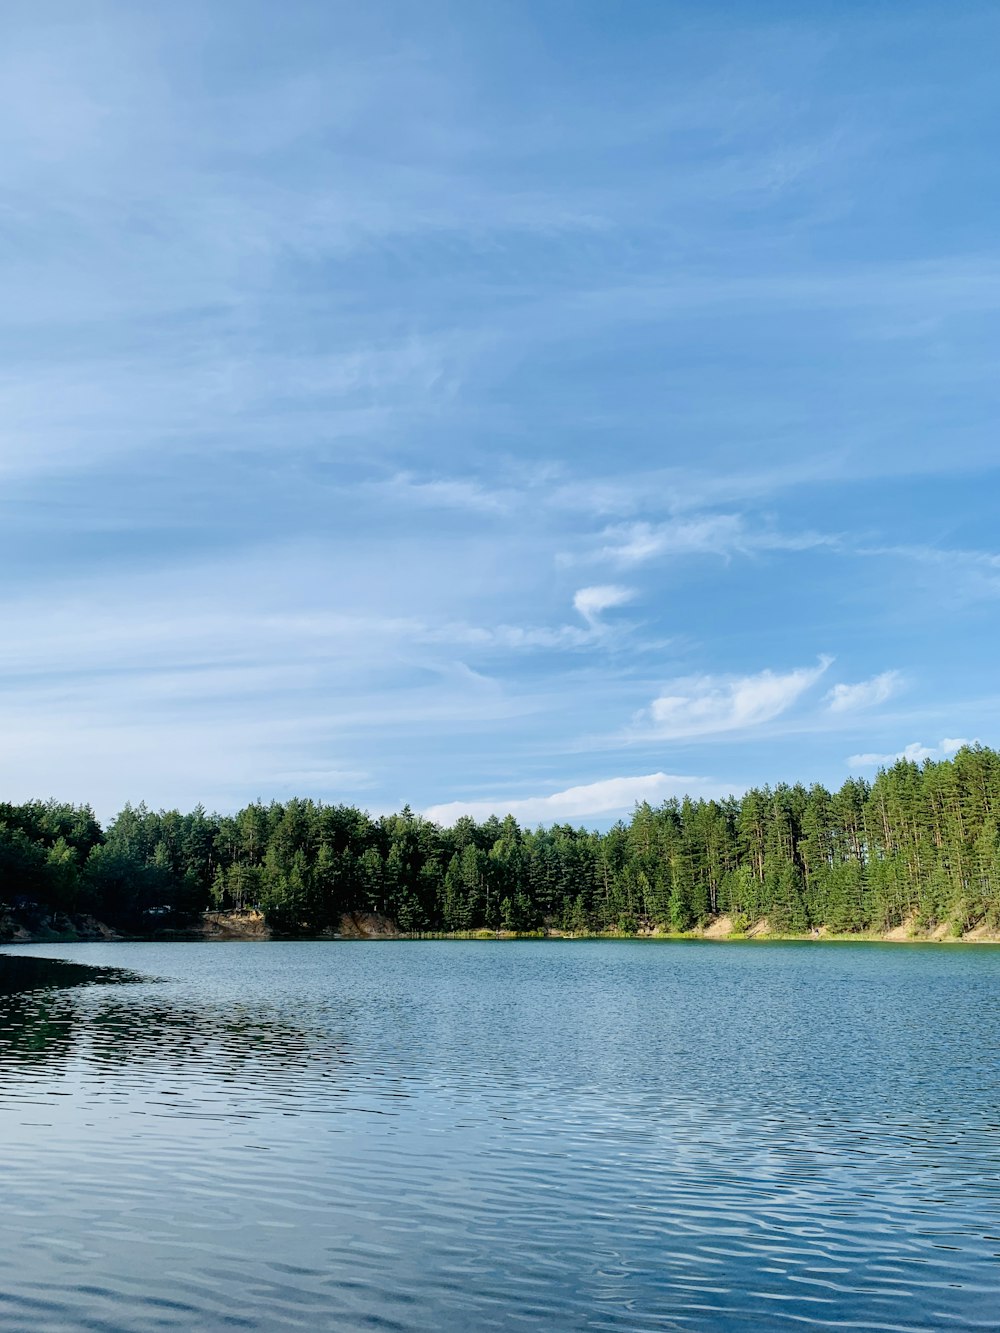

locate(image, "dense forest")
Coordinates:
2 745 1000 937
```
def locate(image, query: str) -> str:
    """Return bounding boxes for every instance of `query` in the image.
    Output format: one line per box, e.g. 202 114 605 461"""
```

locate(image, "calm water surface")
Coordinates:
1 940 998 1331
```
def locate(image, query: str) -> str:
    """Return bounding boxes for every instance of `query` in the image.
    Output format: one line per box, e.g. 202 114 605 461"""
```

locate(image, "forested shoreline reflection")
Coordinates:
0 956 352 1097
3 745 1000 937
0 956 142 997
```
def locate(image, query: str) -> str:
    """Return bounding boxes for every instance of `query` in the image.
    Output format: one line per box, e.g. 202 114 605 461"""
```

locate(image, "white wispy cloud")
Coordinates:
573 584 636 625
848 738 974 768
568 256 1000 335
265 767 372 789
637 657 832 738
424 771 738 826
598 515 747 564
575 514 837 568
856 542 1000 600
0 534 625 814
825 670 902 712
370 471 511 514
0 603 604 687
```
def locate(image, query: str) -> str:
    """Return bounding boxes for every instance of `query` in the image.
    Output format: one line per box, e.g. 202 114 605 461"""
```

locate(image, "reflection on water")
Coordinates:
1 940 998 1332
0 955 144 996
0 957 146 1074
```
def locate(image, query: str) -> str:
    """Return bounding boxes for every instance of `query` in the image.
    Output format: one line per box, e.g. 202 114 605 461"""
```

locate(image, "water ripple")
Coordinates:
1 940 998 1331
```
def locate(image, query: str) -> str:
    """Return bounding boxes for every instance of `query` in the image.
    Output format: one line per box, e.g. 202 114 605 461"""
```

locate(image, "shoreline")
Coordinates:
2 908 998 947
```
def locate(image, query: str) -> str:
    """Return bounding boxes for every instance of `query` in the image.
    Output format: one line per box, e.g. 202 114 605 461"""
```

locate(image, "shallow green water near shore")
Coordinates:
1 939 998 1330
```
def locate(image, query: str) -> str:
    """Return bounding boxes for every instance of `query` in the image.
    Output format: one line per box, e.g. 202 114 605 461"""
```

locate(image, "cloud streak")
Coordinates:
578 514 838 568
424 771 738 826
825 670 901 712
573 584 636 626
637 658 832 738
848 738 974 768
369 471 511 514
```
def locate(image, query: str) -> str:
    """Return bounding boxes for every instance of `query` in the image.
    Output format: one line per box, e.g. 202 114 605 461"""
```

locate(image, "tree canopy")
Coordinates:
3 746 1000 937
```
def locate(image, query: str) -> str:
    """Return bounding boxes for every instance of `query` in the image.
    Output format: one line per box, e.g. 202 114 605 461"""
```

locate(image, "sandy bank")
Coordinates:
2 909 997 945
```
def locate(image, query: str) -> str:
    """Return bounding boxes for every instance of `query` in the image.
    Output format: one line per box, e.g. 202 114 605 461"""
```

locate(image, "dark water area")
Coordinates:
0 954 144 996
1 940 998 1331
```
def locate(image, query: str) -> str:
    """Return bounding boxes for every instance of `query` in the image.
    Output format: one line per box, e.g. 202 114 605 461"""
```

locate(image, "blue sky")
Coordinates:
3 1 999 823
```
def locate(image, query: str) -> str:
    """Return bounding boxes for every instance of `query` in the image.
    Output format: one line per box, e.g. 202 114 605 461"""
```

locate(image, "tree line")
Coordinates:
2 745 1000 936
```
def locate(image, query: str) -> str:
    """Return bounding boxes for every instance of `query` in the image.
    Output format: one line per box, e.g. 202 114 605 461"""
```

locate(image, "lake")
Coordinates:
1 939 998 1331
